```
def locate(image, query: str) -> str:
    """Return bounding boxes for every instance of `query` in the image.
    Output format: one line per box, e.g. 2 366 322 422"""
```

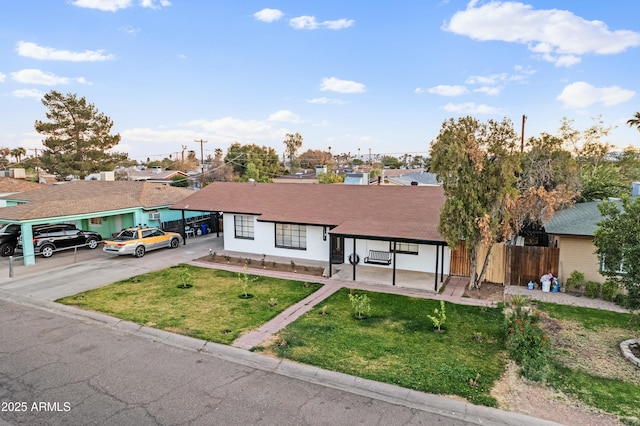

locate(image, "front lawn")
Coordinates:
262 288 506 406
57 264 322 344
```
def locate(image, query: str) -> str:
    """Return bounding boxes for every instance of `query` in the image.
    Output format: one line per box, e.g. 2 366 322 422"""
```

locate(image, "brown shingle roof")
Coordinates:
0 180 194 221
0 178 43 193
171 182 446 243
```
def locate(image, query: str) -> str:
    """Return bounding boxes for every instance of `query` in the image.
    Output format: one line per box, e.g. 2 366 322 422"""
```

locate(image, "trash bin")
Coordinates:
541 279 551 292
200 224 208 235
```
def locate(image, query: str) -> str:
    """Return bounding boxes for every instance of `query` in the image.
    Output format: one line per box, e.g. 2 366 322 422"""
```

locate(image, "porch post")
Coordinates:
434 244 440 291
181 210 187 245
329 235 333 278
440 245 445 282
392 241 397 286
352 238 356 281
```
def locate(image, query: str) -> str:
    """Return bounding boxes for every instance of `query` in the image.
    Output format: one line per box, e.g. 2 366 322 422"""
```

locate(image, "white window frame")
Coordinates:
275 223 306 250
234 215 254 240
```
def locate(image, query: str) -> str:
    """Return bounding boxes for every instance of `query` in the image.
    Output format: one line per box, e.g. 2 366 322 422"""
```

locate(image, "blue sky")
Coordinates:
1 0 639 163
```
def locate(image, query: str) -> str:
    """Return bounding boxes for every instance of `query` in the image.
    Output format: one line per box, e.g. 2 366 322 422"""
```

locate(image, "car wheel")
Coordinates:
0 242 14 257
134 245 145 258
86 237 99 249
41 245 55 258
170 238 179 249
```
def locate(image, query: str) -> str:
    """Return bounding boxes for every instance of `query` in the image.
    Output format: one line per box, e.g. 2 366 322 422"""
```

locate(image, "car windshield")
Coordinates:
0 224 20 234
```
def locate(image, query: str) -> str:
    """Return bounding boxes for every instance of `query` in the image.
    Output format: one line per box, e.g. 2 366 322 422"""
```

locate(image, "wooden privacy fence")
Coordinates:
505 246 559 286
450 243 559 286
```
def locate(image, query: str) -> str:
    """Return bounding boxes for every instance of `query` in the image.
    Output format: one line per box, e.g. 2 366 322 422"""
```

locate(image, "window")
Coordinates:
275 223 306 250
234 215 254 240
390 242 419 255
600 254 625 274
90 217 102 226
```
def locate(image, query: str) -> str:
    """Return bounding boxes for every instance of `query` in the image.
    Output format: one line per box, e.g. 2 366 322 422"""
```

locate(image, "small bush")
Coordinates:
504 305 550 382
427 300 447 332
585 281 601 299
601 280 619 302
614 293 630 308
565 270 585 293
348 291 371 319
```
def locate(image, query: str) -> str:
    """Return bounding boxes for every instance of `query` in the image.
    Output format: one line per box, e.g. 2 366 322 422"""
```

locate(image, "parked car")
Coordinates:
103 227 181 258
0 223 22 256
17 224 101 258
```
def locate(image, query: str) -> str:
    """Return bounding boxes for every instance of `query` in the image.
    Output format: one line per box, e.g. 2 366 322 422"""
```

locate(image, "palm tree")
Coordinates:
627 112 640 131
10 147 26 163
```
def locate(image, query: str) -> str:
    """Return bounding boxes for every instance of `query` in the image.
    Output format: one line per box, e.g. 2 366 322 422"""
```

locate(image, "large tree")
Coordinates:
298 149 332 169
594 196 640 308
430 116 520 289
35 90 127 179
283 132 303 172
225 142 282 182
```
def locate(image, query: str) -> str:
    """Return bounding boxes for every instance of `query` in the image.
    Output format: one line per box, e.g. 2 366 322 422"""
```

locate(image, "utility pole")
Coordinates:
30 148 40 183
194 139 207 188
521 114 527 153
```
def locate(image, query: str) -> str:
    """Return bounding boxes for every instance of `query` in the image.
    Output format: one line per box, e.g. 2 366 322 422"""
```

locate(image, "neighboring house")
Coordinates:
0 178 43 207
126 167 189 184
385 171 439 186
171 182 450 289
0 180 210 265
544 201 606 284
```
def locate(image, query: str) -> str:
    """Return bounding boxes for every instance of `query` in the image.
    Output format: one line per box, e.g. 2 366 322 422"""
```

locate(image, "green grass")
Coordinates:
56 264 322 344
265 288 506 406
549 363 640 421
534 302 640 421
534 301 632 329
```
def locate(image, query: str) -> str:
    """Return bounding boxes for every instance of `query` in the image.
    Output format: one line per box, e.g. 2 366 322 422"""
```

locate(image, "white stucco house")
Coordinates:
171 182 450 289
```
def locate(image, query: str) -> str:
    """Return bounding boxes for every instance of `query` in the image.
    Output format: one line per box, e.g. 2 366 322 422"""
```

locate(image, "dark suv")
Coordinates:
18 224 102 258
0 223 22 256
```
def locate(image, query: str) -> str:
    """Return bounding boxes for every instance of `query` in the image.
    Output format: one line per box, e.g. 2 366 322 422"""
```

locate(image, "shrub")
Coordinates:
504 305 550 382
565 270 585 293
427 300 447 332
348 291 371 319
601 279 619 302
614 293 630 308
585 281 601 299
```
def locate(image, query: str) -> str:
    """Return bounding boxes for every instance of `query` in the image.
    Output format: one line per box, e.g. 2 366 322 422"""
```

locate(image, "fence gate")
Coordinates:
449 244 471 277
505 246 559 286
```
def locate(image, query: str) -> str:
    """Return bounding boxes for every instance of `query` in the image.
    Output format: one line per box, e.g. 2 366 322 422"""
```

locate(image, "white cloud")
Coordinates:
119 25 140 35
70 0 132 12
557 82 635 108
186 116 286 141
0 73 6 83
12 89 43 99
139 0 171 9
121 128 206 143
70 0 169 11
444 1 640 67
320 77 365 94
16 41 115 62
177 54 187 59
289 15 354 30
474 86 501 96
441 102 502 114
254 8 283 23
268 110 300 123
465 73 508 85
427 85 469 96
11 69 70 85
306 97 345 105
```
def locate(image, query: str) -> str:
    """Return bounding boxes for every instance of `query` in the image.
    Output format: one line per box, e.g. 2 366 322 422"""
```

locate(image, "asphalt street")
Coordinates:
0 234 558 426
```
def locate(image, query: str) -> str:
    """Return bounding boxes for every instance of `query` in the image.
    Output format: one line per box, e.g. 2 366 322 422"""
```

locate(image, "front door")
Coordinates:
331 236 344 264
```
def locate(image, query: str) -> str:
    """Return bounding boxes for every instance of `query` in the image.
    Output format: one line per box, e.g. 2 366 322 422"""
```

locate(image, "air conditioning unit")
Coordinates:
148 212 161 220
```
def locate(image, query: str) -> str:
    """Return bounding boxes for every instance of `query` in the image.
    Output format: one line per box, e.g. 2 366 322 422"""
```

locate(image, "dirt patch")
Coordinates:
196 254 325 277
463 282 506 302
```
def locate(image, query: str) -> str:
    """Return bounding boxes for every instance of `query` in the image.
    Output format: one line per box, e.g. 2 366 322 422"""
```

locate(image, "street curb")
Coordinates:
0 288 560 426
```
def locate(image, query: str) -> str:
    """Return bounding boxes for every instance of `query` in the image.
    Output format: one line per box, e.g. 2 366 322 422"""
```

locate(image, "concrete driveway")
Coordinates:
0 234 223 300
